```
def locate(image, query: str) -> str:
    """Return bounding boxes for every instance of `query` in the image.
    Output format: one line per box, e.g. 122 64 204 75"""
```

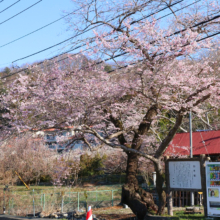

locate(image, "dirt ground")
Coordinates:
93 206 136 220
92 205 195 220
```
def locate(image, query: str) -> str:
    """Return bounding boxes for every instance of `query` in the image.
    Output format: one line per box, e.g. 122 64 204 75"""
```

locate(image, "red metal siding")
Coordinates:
165 130 220 156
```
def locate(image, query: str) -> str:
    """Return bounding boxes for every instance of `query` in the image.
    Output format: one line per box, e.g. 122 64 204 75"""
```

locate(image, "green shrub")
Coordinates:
79 153 107 177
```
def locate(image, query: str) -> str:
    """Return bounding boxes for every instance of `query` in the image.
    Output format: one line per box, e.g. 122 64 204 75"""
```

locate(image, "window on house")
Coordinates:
47 134 54 140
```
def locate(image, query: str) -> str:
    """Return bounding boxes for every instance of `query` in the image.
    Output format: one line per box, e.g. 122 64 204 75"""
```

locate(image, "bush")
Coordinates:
79 153 107 177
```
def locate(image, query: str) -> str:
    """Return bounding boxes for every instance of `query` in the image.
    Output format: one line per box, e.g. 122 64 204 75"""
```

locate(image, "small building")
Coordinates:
165 130 220 161
35 127 75 152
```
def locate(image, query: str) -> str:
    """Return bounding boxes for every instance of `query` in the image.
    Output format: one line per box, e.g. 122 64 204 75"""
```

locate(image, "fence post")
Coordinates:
33 189 35 217
43 194 45 211
12 196 14 213
41 194 42 208
111 190 114 206
61 195 64 213
3 188 5 214
77 192 79 211
8 198 10 215
167 190 173 216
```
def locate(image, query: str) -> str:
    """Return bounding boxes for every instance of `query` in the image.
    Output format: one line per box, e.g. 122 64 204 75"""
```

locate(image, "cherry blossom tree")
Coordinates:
0 134 54 185
0 134 82 187
103 148 127 174
2 0 220 218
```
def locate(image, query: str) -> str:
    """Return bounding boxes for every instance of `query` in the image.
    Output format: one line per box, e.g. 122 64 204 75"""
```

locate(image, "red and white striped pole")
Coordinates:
86 205 93 220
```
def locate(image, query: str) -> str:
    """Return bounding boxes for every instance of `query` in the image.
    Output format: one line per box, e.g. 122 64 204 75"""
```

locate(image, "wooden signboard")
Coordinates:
166 158 203 191
165 156 207 216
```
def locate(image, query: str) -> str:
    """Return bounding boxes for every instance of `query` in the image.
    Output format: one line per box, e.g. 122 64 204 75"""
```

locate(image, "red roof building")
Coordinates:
165 130 220 159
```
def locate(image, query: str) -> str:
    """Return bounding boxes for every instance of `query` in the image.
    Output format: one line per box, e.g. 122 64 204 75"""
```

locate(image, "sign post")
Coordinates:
165 156 207 216
166 159 202 191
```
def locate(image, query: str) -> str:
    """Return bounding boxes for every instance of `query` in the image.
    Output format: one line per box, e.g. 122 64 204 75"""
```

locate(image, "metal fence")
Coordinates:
1 185 159 216
2 185 202 216
171 191 203 207
3 188 122 216
142 185 203 208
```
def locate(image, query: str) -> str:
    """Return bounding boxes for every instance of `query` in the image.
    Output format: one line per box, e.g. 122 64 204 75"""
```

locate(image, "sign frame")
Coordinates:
165 158 203 192
165 155 207 217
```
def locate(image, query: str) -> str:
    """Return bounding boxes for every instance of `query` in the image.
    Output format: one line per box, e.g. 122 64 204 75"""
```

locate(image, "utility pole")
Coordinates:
189 110 193 158
189 110 194 206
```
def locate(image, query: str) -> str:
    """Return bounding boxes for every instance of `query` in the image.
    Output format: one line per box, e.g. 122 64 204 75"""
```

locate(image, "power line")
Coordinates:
1 1 152 68
45 44 91 66
28 0 215 67
133 0 202 24
0 0 42 26
0 0 21 14
43 0 200 68
3 0 206 78
3 27 220 81
169 14 220 38
12 31 94 63
0 0 4 3
11 0 184 63
77 21 220 74
198 30 220 42
11 0 156 63
3 1 217 79
1 0 153 49
1 44 93 78
0 1 94 48
107 30 220 73
36 28 220 80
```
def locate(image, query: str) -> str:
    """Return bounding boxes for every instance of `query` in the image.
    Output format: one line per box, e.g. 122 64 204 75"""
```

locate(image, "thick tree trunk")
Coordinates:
111 106 159 219
121 151 158 220
153 113 184 214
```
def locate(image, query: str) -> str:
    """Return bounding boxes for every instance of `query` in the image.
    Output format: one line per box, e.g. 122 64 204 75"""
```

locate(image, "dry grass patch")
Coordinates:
93 205 136 220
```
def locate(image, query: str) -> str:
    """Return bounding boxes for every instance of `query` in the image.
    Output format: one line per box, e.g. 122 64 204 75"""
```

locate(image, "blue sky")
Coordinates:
0 0 198 71
0 0 76 70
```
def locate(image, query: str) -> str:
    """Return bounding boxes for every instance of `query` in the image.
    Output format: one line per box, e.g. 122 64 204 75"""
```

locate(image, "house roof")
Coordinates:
43 128 59 132
43 126 74 132
165 130 220 156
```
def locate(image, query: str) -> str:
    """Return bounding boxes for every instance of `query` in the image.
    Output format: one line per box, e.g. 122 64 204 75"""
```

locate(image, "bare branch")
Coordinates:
195 114 215 130
82 136 93 151
150 127 162 142
157 115 187 132
107 126 135 139
79 125 158 163
154 112 184 159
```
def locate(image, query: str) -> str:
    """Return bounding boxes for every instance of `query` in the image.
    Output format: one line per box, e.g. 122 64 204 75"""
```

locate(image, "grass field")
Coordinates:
87 208 218 220
0 184 122 193
173 211 206 220
0 184 122 216
1 185 217 220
